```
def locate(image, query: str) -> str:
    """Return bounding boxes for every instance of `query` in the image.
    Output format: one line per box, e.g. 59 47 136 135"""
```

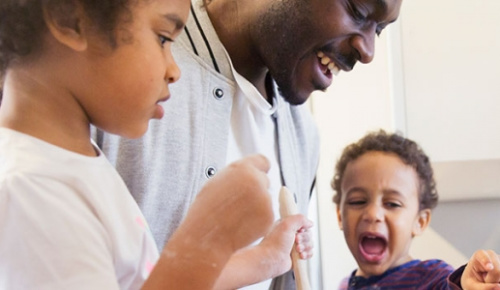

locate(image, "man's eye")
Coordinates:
349 1 367 22
375 24 387 36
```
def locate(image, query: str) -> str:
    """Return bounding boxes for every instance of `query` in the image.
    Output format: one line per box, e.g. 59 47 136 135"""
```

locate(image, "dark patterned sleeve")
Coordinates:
447 264 466 289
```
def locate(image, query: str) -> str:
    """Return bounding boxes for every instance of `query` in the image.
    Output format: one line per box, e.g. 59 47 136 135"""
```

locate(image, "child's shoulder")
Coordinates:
418 259 455 271
378 260 454 288
395 259 454 277
0 127 110 195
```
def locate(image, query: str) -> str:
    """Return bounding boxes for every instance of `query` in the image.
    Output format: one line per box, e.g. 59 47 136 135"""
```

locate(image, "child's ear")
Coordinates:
336 206 343 231
412 209 431 237
42 2 88 51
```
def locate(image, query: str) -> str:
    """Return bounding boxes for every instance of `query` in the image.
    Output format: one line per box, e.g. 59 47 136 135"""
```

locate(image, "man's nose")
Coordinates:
350 24 376 64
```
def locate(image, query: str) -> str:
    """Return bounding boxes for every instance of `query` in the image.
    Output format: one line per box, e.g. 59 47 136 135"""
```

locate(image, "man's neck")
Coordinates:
205 0 272 102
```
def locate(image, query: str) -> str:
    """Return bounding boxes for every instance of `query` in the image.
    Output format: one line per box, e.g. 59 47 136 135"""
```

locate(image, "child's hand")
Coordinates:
257 214 314 276
461 249 500 290
182 154 274 252
295 223 314 259
151 155 273 289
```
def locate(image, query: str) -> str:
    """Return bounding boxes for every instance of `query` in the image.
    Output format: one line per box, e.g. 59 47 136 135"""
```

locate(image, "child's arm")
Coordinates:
213 214 314 289
461 249 500 290
143 154 274 290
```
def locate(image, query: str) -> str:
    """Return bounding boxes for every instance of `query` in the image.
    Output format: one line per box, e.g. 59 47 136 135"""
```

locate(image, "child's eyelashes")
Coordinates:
385 202 402 208
347 199 366 206
158 34 173 46
345 200 402 208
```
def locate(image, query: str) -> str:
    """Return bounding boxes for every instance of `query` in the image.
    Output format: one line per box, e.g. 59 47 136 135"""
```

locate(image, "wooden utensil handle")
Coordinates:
279 186 311 290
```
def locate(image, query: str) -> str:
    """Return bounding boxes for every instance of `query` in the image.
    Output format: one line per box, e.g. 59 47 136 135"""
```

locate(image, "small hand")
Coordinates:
257 215 313 276
462 249 500 290
295 224 314 260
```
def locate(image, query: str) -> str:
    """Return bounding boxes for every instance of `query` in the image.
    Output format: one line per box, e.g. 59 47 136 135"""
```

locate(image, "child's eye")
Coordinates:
159 35 173 46
347 199 366 206
385 202 401 208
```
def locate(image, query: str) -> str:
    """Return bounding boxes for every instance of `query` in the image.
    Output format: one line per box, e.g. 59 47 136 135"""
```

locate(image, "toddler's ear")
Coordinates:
42 2 88 51
336 206 343 231
412 209 431 237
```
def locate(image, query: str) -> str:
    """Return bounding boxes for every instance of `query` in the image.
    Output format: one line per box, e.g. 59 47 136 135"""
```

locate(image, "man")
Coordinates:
95 0 403 288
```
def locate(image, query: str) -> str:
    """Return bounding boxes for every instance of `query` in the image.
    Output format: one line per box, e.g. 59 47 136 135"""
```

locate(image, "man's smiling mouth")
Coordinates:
317 51 340 75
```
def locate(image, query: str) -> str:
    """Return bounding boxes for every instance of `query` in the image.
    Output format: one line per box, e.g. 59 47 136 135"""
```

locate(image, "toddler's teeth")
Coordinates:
317 51 324 58
321 56 330 65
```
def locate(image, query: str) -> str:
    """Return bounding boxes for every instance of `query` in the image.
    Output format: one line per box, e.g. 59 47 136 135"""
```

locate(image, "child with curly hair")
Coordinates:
332 130 500 289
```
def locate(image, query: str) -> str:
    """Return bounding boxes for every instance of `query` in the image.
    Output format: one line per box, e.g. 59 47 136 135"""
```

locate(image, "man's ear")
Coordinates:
42 2 88 51
412 209 431 237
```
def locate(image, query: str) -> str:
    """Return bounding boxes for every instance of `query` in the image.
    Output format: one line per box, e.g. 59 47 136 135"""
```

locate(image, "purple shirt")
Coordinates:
339 259 463 289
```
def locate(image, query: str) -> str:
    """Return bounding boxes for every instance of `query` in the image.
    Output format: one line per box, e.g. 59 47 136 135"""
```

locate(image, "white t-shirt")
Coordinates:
227 68 282 290
0 128 158 290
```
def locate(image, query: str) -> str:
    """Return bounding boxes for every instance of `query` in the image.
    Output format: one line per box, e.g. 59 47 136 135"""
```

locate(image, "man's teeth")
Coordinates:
317 51 340 76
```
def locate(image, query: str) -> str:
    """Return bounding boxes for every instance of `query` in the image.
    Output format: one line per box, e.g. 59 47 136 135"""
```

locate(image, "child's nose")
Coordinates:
165 53 181 84
362 203 384 223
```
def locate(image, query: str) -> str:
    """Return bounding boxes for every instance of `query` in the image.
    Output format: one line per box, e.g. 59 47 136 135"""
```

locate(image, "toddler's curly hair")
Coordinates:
331 130 438 210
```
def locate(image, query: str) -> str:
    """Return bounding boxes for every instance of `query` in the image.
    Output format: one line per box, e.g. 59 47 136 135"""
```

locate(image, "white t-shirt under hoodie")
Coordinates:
226 65 283 290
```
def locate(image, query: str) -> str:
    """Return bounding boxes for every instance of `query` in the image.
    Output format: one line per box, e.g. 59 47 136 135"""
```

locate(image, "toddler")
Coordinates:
332 130 500 289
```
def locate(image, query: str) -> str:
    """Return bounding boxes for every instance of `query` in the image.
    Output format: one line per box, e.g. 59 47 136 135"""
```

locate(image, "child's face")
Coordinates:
337 151 430 278
79 0 189 138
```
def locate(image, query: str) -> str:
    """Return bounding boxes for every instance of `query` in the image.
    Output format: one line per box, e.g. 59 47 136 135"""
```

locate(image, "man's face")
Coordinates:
252 0 403 105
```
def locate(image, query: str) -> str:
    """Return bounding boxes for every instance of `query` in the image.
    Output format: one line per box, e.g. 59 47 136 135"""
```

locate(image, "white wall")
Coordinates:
310 0 500 288
400 0 500 162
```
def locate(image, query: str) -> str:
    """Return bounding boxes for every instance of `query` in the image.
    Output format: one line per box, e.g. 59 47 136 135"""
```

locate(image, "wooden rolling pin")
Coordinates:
279 186 311 290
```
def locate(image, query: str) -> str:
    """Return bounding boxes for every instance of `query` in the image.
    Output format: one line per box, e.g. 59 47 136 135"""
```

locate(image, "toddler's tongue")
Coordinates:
362 236 386 255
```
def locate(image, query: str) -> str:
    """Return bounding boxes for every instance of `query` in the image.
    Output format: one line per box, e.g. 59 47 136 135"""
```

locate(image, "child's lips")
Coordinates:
153 95 170 119
157 95 170 103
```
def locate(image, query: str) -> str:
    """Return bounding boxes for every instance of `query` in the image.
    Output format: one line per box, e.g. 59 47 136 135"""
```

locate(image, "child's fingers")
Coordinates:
483 250 500 284
243 154 271 190
463 250 500 289
298 219 314 232
294 219 314 260
472 250 495 273
225 154 271 196
243 154 270 173
295 238 313 259
281 214 312 234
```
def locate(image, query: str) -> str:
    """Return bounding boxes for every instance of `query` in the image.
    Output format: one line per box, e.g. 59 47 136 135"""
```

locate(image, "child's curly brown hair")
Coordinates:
331 130 438 211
